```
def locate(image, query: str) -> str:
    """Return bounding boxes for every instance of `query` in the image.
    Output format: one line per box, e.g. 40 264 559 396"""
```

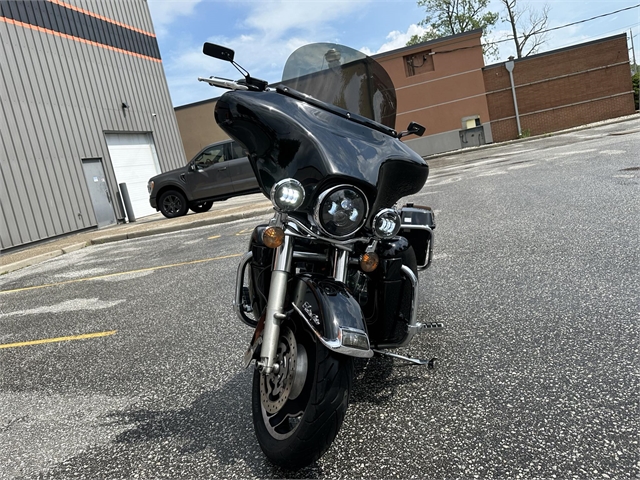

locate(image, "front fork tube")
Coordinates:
259 235 294 374
332 248 349 283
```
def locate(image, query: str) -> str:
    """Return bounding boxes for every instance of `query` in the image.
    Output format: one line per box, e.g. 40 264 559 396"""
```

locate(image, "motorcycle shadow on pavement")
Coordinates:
350 355 425 406
38 357 428 478
38 368 325 479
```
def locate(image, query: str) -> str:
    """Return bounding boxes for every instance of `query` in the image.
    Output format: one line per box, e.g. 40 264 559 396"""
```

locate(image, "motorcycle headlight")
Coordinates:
314 185 368 238
373 208 401 239
270 178 305 212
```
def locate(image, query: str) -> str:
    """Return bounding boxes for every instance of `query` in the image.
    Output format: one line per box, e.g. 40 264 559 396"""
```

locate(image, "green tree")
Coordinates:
407 0 499 56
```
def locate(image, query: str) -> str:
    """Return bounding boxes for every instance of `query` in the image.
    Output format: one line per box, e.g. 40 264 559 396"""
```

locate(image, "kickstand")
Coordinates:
372 349 438 369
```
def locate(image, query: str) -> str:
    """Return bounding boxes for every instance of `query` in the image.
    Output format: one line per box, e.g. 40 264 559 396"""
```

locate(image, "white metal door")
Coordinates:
105 133 160 219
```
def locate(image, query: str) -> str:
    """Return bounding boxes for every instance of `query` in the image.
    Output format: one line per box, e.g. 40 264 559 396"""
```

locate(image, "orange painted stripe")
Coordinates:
0 17 162 63
48 0 156 37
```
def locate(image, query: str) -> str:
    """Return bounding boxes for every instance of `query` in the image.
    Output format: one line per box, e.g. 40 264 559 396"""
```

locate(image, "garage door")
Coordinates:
105 133 160 219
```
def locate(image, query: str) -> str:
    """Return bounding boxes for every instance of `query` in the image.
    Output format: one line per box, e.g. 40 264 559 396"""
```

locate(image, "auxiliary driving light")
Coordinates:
359 252 379 272
270 178 305 212
373 208 401 239
263 226 285 248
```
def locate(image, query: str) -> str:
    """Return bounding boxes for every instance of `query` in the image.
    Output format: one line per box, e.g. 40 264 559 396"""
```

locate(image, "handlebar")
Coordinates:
198 76 249 91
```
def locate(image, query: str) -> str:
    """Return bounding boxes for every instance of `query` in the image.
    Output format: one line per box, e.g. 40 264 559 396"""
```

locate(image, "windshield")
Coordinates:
281 43 397 129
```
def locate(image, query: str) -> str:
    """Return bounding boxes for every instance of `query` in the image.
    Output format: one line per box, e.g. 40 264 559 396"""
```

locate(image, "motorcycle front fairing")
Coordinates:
214 90 429 218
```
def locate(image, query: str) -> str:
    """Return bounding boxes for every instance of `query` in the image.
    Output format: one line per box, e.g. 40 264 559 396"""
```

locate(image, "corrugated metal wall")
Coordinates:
0 0 186 250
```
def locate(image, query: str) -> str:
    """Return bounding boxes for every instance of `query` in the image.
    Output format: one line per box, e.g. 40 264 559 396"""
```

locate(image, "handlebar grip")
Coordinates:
197 76 249 91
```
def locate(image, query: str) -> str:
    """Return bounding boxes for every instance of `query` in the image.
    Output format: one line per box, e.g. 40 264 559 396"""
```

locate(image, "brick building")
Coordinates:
483 34 635 142
374 29 492 156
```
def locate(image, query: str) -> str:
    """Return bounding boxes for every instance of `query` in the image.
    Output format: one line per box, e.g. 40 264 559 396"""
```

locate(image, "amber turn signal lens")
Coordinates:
263 226 285 248
359 252 379 272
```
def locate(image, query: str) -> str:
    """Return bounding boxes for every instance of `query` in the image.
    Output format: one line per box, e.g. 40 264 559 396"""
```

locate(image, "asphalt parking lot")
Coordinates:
1 121 638 479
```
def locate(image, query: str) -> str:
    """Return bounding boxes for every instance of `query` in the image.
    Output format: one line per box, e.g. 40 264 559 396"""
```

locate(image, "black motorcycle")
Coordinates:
199 42 438 469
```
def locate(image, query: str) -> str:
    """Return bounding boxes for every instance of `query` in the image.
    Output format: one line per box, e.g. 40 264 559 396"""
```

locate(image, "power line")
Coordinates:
552 21 639 50
419 4 640 57
488 3 640 46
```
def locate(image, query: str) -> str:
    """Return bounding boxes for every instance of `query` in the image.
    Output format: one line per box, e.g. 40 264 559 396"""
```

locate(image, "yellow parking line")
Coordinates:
235 228 253 236
208 235 221 240
0 253 242 295
0 330 117 349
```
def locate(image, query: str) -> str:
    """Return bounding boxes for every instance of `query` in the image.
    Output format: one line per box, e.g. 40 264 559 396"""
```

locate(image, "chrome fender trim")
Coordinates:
291 274 374 358
292 302 373 358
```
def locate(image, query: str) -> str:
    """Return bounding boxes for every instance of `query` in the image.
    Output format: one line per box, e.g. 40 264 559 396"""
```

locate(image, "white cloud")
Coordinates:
361 24 428 56
147 0 203 36
160 0 370 106
161 33 312 106
243 0 367 41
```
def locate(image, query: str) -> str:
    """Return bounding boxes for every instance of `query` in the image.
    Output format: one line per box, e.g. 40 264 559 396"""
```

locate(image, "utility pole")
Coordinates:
505 59 522 137
631 29 638 75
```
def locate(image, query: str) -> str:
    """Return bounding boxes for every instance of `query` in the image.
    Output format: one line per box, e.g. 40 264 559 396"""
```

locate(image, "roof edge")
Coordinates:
372 28 484 59
175 96 220 111
483 32 628 69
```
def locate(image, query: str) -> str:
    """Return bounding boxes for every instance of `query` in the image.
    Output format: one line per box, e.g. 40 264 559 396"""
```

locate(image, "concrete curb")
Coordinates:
0 250 64 275
104 207 274 242
0 207 274 276
61 242 89 254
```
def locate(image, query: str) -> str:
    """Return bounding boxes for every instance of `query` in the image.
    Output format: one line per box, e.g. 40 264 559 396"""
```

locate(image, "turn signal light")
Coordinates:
359 252 379 272
263 226 285 248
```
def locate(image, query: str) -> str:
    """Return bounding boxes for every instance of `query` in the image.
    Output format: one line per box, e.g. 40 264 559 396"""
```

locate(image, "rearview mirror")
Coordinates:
398 121 426 139
406 122 426 137
203 43 235 62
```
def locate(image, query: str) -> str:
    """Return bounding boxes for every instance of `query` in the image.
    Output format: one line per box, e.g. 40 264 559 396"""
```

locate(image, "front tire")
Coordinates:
252 322 353 470
158 190 188 218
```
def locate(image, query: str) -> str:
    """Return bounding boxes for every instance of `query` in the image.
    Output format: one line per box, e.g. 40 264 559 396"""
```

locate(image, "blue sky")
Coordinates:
147 0 640 107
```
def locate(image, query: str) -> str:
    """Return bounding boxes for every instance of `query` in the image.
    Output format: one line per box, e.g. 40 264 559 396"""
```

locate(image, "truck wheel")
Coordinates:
190 201 213 213
159 190 188 218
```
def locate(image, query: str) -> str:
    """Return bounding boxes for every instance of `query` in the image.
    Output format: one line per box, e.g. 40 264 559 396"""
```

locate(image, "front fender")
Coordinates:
291 274 373 358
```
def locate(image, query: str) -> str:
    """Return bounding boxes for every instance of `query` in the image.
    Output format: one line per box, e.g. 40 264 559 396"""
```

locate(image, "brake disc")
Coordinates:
260 326 297 414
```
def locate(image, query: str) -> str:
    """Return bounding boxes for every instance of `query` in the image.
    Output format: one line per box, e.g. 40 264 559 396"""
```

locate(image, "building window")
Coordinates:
461 115 482 129
404 50 434 77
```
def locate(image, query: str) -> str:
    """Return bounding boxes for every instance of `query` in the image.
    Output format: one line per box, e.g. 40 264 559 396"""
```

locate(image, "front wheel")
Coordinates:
158 190 188 218
252 322 353 470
